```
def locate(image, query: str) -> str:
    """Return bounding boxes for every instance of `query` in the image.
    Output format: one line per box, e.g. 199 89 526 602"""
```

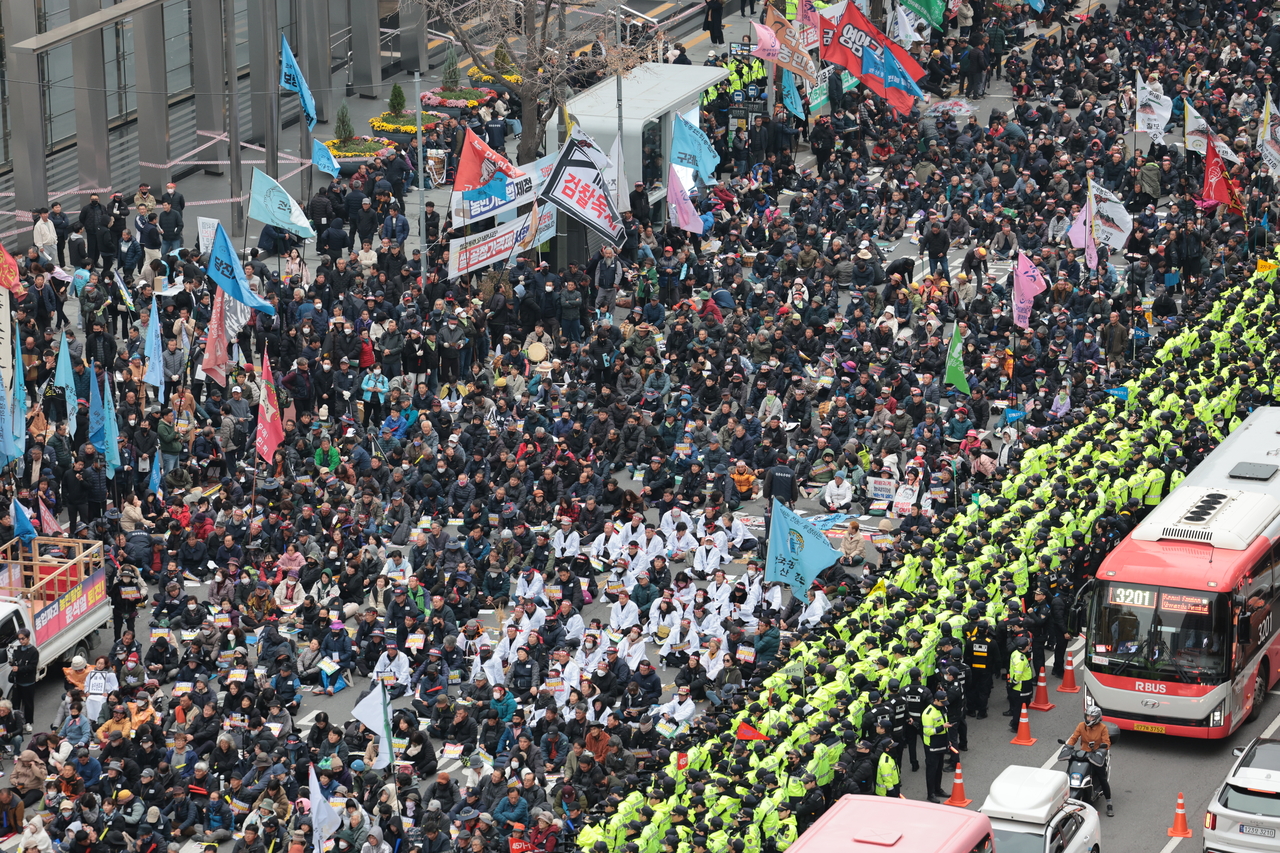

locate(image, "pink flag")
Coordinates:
202 290 232 387
751 21 780 61
38 497 63 536
1012 252 1047 329
668 165 704 235
794 0 820 32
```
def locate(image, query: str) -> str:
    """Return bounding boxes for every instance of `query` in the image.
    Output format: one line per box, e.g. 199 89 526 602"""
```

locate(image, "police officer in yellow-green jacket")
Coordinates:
1006 635 1034 730
921 689 951 802
772 803 799 852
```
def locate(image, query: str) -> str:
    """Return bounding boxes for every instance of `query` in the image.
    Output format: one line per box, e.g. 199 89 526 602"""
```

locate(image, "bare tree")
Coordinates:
405 0 660 166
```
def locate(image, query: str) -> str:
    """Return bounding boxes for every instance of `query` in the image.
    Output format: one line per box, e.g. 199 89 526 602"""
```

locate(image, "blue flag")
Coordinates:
11 498 35 546
55 331 77 421
1106 387 1130 401
671 114 720 184
462 175 509 203
0 365 15 466
1005 410 1025 423
1264 211 1270 232
883 48 925 101
248 168 317 239
11 327 25 443
149 453 163 497
88 361 106 454
765 499 843 595
208 223 277 315
279 35 316 130
781 70 805 120
143 295 165 400
102 372 121 479
311 138 342 177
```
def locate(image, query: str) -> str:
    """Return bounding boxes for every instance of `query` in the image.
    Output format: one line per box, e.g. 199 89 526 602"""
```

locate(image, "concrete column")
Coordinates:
71 0 112 196
401 3 431 75
190 0 226 175
2 0 48 213
301 0 331 123
248 0 280 175
132 4 169 191
350 0 381 97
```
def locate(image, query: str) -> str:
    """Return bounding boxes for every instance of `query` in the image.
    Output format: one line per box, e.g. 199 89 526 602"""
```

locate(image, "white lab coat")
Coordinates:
609 599 641 631
693 545 725 579
552 529 581 559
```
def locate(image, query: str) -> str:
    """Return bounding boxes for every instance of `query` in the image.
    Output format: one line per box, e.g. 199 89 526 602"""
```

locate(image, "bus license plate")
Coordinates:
1240 825 1277 838
1133 723 1166 734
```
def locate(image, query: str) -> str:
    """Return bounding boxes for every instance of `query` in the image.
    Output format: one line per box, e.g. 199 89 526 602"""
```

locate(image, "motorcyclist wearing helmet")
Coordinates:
1066 706 1113 816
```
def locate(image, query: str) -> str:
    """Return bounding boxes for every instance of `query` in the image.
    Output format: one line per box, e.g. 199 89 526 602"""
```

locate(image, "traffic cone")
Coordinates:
1168 792 1193 837
1011 706 1037 746
1030 667 1057 711
1058 652 1081 693
945 762 972 807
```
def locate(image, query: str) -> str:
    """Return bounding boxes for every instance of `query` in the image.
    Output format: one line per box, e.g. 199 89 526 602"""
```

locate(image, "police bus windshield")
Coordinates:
1089 582 1230 683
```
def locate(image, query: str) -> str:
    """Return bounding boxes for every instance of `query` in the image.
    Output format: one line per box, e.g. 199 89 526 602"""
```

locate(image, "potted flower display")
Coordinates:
368 84 450 143
323 101 397 176
422 45 496 116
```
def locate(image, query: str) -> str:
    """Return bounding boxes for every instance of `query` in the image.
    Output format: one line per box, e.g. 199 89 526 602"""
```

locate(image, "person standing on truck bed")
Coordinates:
7 629 38 728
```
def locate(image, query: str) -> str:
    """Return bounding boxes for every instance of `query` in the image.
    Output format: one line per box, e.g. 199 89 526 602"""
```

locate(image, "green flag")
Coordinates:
945 324 970 394
902 0 945 30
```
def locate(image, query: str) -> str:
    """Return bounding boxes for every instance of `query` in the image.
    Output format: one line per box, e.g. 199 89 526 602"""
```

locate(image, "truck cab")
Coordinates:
979 766 1102 853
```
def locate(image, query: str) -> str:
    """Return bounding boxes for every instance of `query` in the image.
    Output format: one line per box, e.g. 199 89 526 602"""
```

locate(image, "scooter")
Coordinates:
1057 738 1110 804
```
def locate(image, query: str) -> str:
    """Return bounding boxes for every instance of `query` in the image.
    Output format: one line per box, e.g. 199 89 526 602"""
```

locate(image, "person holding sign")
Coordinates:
371 643 411 699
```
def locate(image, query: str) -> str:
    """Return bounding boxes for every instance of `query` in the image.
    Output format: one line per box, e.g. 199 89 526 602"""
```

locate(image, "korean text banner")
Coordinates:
537 140 624 246
34 569 107 646
764 6 818 85
448 210 554 279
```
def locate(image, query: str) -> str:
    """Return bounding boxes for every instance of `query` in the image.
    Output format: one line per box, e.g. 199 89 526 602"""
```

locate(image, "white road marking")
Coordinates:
1157 837 1184 853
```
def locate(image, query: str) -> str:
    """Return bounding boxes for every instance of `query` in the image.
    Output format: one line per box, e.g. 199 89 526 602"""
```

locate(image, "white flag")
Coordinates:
608 135 628 211
1259 94 1280 172
1135 74 1172 144
1184 102 1240 163
351 683 395 769
310 765 343 853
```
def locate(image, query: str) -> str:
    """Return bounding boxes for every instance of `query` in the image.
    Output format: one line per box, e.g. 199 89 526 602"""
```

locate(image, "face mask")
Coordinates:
214 574 224 582
374 369 382 375
323 364 332 371
545 285 554 292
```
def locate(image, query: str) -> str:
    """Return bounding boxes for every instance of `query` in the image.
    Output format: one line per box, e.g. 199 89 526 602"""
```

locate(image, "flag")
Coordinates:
248 168 317 239
311 138 342 177
765 499 843 595
279 34 316 131
462 175 509 203
820 2 924 81
1260 94 1280 172
1258 259 1278 275
781 70 805 119
671 114 721 184
453 128 524 194
762 7 819 85
944 323 970 394
310 764 343 853
1264 211 1270 232
208 223 277 314
1106 387 1130 402
1082 182 1099 270
1203 141 1245 215
895 4 925 43
895 0 944 33
0 369 16 465
506 201 542 266
88 362 106 455
256 357 285 463
751 21 781 61
11 324 25 442
1184 102 1240 163
112 270 135 314
794 0 820 33
1135 73 1172 143
351 683 394 769
537 140 624 245
102 370 120 479
37 497 63 536
1012 252 1047 329
143 295 165 397
0 245 18 294
736 722 770 741
667 165 704 235
55 331 77 422
11 499 35 546
202 291 232 387
1005 410 1026 423
608 134 627 210
148 455 162 497
880 45 924 115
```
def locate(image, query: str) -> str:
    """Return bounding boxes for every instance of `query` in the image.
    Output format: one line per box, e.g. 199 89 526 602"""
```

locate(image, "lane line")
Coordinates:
1157 837 1184 853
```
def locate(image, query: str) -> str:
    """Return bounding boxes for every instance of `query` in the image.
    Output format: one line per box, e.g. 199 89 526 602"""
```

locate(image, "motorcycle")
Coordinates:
1057 738 1110 803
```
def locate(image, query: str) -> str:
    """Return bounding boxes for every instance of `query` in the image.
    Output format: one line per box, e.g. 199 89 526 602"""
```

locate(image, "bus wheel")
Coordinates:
1250 662 1270 722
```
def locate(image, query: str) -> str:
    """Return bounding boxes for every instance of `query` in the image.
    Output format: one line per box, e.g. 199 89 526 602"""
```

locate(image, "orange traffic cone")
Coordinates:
1011 706 1037 745
1030 667 1056 711
1168 792 1193 837
1058 653 1081 693
945 762 972 807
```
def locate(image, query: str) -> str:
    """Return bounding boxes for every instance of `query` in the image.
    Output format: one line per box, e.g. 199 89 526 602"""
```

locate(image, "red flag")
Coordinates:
453 128 525 193
202 290 231 387
0 244 19 293
676 752 690 770
1203 142 1245 215
736 722 770 741
256 358 285 463
819 3 924 82
38 497 63 536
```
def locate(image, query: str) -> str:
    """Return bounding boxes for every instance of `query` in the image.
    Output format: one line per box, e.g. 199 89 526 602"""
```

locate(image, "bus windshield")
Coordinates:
1089 582 1230 684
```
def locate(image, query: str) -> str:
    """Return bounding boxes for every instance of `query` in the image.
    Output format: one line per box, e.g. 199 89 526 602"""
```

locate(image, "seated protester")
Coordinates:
162 784 201 838
370 644 411 700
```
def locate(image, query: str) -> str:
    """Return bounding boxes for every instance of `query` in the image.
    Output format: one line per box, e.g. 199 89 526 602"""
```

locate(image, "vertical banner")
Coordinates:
0 302 14 404
197 217 220 256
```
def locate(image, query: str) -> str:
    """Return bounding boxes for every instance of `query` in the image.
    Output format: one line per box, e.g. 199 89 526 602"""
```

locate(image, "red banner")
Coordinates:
1203 143 1245 215
33 569 106 646
736 722 770 741
454 128 525 193
0 245 19 294
256 358 284 462
202 291 231 387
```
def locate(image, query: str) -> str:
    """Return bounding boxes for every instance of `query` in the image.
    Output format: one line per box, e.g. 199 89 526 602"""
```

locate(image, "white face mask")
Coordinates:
545 285 554 292
323 364 332 371
374 369 382 375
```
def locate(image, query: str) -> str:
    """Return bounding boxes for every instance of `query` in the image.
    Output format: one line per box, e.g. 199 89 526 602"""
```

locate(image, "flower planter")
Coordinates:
420 86 498 109
321 136 397 176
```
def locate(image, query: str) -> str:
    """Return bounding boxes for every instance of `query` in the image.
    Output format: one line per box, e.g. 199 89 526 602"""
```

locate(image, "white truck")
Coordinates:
980 766 1103 853
0 536 111 685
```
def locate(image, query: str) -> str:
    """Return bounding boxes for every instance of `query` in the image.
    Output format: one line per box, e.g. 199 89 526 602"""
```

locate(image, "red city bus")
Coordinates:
1083 408 1280 738
788 795 994 853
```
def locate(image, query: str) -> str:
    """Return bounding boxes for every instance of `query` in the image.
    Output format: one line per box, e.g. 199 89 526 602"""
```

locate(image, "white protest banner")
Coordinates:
448 212 545 279
197 217 219 256
449 150 558 223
